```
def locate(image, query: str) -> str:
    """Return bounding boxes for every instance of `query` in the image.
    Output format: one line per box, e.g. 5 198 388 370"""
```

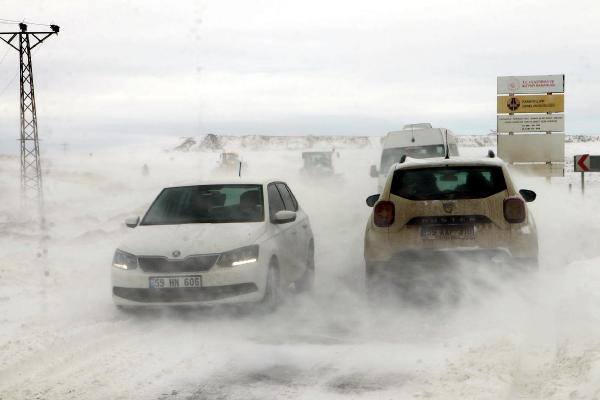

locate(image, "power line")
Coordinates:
0 70 18 97
0 46 38 97
0 18 53 27
0 46 9 66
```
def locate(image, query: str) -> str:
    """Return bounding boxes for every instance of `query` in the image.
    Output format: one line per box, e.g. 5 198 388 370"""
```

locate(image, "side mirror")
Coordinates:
272 210 296 224
519 189 536 203
366 194 380 207
125 216 140 228
370 165 378 178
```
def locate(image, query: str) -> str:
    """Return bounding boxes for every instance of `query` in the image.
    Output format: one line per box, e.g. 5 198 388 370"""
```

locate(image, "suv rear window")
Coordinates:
390 166 507 200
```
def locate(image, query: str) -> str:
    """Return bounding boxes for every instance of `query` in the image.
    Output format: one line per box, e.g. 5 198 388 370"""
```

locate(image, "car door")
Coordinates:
267 183 296 283
275 183 307 279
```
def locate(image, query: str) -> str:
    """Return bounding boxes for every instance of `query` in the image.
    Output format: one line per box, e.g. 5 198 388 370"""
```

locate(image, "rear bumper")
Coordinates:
366 249 537 279
365 223 538 263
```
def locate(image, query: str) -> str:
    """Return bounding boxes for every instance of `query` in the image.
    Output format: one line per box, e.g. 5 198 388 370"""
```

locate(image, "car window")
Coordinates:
141 184 264 225
275 183 296 211
449 144 459 156
390 166 507 200
285 184 299 211
380 145 446 173
267 183 285 219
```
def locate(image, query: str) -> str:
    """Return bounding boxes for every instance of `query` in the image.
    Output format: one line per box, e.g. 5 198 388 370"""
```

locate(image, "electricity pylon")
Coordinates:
0 22 59 218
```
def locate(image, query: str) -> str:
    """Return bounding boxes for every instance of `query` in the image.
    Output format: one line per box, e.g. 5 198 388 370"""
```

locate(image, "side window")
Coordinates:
287 185 299 211
267 183 285 219
449 143 459 156
277 183 298 211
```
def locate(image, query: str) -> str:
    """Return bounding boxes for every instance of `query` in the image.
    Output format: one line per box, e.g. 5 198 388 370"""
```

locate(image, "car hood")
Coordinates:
118 222 268 257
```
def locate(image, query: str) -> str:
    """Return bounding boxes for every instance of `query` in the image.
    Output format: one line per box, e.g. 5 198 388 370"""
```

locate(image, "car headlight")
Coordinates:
112 249 138 270
217 245 259 267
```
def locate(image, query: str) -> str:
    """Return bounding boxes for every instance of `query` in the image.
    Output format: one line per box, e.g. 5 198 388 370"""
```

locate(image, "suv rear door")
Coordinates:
386 165 511 245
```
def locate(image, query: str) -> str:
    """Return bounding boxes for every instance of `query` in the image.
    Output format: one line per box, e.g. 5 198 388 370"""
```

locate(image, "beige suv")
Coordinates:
364 155 538 294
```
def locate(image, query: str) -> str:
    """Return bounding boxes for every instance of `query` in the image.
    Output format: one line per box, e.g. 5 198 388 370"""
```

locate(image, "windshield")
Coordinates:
303 153 332 168
380 145 453 173
390 166 507 200
141 184 264 225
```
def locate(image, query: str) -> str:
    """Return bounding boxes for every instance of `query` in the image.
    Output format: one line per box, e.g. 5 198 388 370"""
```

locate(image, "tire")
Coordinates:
365 262 410 304
514 257 539 272
295 243 315 293
365 262 384 303
260 260 281 312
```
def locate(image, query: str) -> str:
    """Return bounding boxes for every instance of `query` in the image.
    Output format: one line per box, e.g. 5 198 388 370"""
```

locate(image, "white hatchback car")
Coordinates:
112 179 314 308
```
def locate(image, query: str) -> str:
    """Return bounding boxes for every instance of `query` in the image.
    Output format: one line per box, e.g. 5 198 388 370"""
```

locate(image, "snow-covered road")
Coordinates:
2 142 600 399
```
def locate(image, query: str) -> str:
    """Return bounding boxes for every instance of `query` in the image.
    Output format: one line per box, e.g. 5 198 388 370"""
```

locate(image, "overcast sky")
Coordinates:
0 0 599 152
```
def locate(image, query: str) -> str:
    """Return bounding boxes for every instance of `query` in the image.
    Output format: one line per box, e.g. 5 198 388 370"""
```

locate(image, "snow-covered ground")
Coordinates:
2 139 600 399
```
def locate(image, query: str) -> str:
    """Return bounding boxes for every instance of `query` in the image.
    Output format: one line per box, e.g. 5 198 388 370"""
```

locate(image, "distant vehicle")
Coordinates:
300 151 335 177
216 152 244 174
364 154 538 298
112 179 315 309
370 123 460 192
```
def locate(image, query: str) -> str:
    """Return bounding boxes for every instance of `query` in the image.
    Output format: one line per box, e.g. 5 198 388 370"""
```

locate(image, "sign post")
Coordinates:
496 74 565 178
573 154 600 194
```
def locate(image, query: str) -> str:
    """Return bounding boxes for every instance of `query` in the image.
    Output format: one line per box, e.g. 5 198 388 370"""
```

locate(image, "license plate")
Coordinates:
421 225 475 240
149 276 202 289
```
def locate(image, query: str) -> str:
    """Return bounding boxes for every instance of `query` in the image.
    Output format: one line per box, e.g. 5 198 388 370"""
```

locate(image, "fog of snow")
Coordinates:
2 136 600 399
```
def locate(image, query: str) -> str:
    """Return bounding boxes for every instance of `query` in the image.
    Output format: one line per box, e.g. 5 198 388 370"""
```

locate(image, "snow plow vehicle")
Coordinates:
300 151 335 177
364 153 538 299
215 152 245 175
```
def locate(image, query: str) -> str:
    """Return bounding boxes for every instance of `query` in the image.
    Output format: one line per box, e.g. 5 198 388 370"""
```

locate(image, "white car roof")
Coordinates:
392 155 507 171
383 128 457 148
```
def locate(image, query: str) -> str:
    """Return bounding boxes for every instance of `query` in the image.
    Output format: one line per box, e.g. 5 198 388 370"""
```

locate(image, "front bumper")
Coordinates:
111 258 266 306
113 283 258 304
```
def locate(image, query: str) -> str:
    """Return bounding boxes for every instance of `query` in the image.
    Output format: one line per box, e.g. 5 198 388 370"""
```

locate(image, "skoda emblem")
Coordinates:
172 250 181 258
443 202 455 214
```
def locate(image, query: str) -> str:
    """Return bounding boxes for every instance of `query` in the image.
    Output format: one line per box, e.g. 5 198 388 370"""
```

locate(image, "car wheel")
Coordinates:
365 262 409 304
365 262 384 302
260 260 281 312
514 257 539 272
295 243 315 293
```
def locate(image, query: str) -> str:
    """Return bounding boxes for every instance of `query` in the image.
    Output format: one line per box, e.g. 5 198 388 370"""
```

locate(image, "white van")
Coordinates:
370 123 459 192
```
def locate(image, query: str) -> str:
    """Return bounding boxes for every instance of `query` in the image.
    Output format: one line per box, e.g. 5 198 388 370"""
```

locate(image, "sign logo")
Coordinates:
442 202 455 214
507 96 520 111
172 250 181 258
507 78 520 92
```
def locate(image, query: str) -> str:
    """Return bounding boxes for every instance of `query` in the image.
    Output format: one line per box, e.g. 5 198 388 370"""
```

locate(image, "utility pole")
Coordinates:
0 22 59 220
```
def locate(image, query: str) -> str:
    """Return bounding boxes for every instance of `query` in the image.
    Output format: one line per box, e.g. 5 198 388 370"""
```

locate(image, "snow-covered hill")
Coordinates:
173 134 373 151
173 134 600 152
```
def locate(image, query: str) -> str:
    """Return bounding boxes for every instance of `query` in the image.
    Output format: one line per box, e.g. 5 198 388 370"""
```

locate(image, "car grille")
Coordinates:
138 255 219 273
113 283 258 303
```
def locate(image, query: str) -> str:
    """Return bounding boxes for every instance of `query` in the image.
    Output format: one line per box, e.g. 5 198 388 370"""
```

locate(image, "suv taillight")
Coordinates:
503 196 526 223
374 201 395 227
